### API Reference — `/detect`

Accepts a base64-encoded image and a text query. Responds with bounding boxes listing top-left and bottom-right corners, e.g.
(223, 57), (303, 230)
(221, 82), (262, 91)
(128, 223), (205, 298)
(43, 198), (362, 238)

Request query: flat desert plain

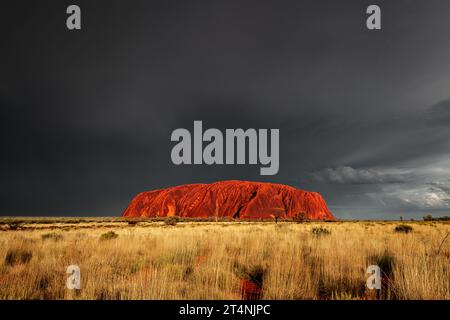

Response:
(0, 218), (448, 300)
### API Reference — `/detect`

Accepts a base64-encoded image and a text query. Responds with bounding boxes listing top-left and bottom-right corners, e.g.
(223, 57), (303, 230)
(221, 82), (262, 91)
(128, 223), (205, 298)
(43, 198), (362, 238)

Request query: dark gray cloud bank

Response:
(1, 0), (450, 219)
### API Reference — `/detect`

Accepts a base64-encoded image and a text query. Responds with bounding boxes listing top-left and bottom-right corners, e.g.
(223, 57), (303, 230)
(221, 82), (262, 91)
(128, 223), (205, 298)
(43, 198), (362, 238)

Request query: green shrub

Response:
(394, 224), (413, 233)
(100, 231), (119, 240)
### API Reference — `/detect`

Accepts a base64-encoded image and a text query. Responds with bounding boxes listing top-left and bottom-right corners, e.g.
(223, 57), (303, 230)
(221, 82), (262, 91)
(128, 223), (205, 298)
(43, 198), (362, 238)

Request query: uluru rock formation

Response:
(122, 180), (335, 220)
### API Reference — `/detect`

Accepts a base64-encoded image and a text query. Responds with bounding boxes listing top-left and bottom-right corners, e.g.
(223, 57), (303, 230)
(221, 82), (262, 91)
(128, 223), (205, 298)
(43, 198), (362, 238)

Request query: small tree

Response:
(270, 207), (284, 224)
(269, 214), (279, 224)
(293, 211), (306, 223)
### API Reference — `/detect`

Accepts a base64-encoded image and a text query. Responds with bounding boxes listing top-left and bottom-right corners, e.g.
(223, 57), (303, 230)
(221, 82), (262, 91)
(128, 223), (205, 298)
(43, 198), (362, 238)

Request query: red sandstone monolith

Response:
(122, 180), (335, 220)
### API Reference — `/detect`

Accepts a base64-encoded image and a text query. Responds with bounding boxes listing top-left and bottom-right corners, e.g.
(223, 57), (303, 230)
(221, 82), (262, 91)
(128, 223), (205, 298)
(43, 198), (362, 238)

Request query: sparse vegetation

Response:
(164, 216), (179, 226)
(293, 211), (307, 223)
(8, 223), (22, 231)
(423, 215), (450, 221)
(100, 231), (118, 240)
(311, 226), (331, 236)
(41, 233), (63, 241)
(394, 224), (413, 234)
(4, 249), (33, 266)
(0, 219), (448, 299)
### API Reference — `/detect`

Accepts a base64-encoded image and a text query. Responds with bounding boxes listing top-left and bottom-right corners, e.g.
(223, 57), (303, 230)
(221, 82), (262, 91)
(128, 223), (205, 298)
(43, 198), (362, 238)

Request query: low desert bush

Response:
(394, 224), (413, 233)
(7, 223), (21, 231)
(164, 216), (179, 226)
(311, 226), (331, 236)
(100, 231), (118, 240)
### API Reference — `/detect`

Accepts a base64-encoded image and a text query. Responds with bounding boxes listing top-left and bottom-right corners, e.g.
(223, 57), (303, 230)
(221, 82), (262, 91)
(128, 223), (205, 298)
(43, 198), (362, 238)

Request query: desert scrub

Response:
(292, 211), (307, 223)
(100, 231), (119, 240)
(164, 216), (179, 226)
(394, 224), (413, 233)
(7, 223), (22, 231)
(41, 233), (63, 241)
(311, 226), (331, 236)
(4, 248), (33, 266)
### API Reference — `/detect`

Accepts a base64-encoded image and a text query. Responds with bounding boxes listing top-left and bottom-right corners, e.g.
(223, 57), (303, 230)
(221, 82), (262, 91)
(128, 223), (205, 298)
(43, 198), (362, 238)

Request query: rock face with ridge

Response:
(122, 180), (335, 220)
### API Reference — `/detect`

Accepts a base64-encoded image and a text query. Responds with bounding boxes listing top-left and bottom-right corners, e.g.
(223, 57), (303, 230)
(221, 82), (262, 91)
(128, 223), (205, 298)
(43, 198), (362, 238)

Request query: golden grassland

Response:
(0, 218), (448, 300)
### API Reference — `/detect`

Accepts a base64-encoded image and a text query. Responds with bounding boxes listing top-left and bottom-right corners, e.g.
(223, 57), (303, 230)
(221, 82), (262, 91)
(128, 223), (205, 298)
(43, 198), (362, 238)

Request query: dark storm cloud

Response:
(1, 0), (450, 218)
(428, 181), (450, 193)
(425, 99), (450, 127)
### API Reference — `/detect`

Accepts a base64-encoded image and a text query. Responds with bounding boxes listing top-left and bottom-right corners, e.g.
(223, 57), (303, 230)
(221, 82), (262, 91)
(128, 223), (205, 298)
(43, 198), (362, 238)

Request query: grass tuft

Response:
(4, 249), (33, 266)
(41, 233), (64, 241)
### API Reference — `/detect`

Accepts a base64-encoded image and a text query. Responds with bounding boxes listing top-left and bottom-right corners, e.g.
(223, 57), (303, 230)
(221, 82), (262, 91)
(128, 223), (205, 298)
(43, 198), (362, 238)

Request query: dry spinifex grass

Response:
(0, 221), (448, 300)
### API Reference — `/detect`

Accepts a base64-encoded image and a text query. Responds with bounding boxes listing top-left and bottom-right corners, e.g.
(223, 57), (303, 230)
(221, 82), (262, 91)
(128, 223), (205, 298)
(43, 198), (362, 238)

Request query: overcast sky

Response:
(1, 0), (450, 219)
